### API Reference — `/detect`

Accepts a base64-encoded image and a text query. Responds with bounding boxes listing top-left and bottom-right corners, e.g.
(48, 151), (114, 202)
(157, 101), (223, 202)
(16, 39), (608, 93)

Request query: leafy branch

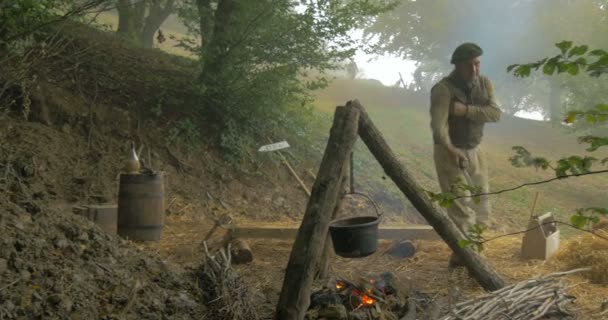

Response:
(507, 41), (608, 78)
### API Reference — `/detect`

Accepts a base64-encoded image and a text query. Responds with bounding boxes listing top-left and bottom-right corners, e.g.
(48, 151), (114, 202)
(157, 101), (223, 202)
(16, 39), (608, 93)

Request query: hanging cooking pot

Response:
(329, 192), (383, 258)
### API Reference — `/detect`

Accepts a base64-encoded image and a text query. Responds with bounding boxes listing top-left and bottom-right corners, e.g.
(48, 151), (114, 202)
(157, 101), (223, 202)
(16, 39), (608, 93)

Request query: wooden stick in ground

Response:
(275, 105), (360, 320)
(398, 72), (407, 89)
(267, 137), (311, 197)
(529, 191), (541, 219)
(351, 99), (506, 291)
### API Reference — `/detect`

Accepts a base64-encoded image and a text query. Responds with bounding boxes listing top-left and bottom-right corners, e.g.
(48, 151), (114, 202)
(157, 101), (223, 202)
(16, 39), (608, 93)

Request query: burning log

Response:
(230, 238), (253, 264)
(308, 273), (412, 320)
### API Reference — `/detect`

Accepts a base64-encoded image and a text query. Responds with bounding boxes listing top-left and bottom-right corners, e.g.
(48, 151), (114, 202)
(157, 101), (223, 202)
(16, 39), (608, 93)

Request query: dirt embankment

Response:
(0, 21), (311, 320)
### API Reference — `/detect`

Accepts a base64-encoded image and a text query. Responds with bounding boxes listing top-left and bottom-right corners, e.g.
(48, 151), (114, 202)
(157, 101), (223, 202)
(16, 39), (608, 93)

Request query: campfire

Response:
(307, 272), (409, 320)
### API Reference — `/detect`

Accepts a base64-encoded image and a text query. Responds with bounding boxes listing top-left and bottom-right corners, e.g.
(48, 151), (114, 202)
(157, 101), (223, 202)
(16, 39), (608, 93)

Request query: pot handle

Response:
(344, 192), (383, 218)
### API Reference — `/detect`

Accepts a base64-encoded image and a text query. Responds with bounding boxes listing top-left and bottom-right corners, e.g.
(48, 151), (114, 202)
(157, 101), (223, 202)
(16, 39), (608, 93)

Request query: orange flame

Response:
(361, 294), (375, 306)
(336, 282), (345, 290)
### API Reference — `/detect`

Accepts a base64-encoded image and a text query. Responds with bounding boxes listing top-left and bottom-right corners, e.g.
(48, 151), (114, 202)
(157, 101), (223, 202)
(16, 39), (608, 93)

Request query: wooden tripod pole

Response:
(275, 105), (360, 320)
(351, 100), (506, 291)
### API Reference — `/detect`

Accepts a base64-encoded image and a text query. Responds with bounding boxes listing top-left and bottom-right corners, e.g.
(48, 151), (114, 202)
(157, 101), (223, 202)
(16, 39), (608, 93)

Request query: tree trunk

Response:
(196, 0), (215, 56)
(116, 0), (147, 44)
(140, 0), (176, 48)
(351, 100), (506, 292)
(275, 105), (360, 320)
(200, 0), (235, 76)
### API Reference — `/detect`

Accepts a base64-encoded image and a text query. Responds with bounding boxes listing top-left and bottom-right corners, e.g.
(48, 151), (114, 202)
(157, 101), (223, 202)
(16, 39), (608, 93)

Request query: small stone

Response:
(54, 239), (69, 249)
(78, 232), (89, 242)
(72, 273), (83, 283)
(60, 297), (73, 312)
(4, 300), (15, 311)
(12, 221), (24, 231)
(21, 270), (31, 281)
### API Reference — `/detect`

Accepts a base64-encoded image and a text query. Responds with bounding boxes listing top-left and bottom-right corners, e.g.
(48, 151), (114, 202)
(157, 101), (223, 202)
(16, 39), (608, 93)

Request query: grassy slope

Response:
(90, 11), (607, 232)
(313, 78), (608, 233)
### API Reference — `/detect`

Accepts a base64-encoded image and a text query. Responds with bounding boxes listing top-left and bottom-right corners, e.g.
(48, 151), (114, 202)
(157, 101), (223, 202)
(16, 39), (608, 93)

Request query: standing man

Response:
(429, 43), (502, 266)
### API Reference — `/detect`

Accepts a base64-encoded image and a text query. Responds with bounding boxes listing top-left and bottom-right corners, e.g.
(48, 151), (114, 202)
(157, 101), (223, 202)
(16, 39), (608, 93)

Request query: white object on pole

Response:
(258, 141), (290, 152)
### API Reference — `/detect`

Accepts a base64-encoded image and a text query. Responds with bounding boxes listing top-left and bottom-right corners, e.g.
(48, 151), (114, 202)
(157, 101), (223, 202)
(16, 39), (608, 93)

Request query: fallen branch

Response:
(440, 268), (589, 320)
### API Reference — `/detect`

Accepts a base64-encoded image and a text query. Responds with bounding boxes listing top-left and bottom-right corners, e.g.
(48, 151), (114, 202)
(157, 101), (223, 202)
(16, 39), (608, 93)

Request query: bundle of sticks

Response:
(440, 268), (589, 320)
(198, 242), (259, 320)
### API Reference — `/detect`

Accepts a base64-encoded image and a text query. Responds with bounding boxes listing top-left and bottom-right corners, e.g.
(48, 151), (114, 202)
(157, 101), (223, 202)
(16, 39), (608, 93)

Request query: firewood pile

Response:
(198, 242), (259, 320)
(306, 272), (417, 320)
(440, 268), (589, 320)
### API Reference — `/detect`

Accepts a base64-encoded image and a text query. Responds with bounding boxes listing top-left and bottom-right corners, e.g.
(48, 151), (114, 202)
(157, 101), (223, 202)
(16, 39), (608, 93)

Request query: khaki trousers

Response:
(433, 144), (491, 234)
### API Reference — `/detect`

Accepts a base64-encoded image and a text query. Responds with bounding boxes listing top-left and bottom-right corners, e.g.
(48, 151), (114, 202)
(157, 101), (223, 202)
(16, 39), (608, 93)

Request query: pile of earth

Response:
(0, 196), (206, 319)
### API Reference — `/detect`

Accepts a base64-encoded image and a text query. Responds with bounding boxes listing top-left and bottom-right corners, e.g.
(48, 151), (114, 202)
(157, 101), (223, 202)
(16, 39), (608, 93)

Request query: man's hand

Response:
(452, 101), (468, 117)
(448, 147), (468, 168)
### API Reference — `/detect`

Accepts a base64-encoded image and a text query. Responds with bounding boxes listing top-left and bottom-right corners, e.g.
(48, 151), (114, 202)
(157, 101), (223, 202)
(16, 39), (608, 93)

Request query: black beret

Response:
(451, 43), (483, 64)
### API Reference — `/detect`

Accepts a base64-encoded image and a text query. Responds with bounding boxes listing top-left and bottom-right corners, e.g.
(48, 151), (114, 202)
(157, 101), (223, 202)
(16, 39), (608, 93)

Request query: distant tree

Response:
(363, 0), (608, 119)
(176, 0), (395, 161)
(116, 0), (177, 48)
(345, 60), (359, 79)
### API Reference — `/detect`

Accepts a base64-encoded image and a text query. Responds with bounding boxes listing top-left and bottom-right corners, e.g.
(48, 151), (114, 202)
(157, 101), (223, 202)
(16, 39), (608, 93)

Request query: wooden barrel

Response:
(117, 173), (165, 241)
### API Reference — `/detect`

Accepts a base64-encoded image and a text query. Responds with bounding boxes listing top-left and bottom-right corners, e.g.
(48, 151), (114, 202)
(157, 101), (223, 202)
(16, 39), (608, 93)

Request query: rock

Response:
(54, 238), (69, 249)
(4, 300), (15, 312)
(386, 240), (417, 259)
(60, 296), (73, 312)
(318, 304), (347, 320)
(273, 196), (285, 207)
(77, 232), (89, 242)
(20, 270), (31, 281)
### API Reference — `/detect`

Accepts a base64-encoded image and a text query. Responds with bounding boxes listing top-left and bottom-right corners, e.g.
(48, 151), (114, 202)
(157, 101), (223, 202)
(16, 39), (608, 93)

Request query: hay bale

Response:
(555, 231), (608, 284)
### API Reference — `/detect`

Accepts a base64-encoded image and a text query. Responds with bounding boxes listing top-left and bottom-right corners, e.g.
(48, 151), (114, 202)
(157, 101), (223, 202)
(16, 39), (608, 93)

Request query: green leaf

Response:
(556, 41), (573, 54)
(567, 63), (579, 75)
(507, 64), (518, 72)
(571, 214), (588, 228)
(569, 45), (588, 57)
(458, 239), (472, 249)
(595, 104), (608, 112)
(564, 112), (577, 124)
(589, 49), (607, 56)
(542, 62), (556, 75)
(514, 65), (531, 78)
